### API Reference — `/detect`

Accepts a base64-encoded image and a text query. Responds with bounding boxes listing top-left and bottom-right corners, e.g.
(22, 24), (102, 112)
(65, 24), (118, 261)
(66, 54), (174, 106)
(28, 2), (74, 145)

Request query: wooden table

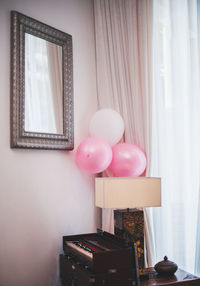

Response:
(140, 268), (200, 286)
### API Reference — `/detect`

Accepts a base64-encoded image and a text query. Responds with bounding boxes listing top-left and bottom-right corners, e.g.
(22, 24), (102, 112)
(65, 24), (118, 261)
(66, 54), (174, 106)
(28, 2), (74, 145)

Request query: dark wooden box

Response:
(60, 254), (139, 286)
(60, 231), (140, 286)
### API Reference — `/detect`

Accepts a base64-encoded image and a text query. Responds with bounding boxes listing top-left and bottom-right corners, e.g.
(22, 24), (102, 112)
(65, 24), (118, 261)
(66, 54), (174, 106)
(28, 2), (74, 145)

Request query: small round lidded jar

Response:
(154, 256), (178, 276)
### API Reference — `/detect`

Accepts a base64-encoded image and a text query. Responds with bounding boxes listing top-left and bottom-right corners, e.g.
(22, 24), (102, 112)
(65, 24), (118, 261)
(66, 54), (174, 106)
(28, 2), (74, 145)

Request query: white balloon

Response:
(89, 109), (124, 146)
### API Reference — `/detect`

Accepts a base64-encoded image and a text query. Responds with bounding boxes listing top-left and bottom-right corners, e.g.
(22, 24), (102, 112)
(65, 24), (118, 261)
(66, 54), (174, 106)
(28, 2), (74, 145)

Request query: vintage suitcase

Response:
(60, 230), (140, 286)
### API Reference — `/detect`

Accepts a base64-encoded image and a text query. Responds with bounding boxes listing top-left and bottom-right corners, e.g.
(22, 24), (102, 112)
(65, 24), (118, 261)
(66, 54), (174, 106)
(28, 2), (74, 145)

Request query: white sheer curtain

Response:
(151, 0), (200, 273)
(94, 0), (155, 266)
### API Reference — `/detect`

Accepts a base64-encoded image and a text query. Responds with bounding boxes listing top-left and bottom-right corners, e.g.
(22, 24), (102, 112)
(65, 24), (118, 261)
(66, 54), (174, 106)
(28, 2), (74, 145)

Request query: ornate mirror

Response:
(10, 11), (74, 150)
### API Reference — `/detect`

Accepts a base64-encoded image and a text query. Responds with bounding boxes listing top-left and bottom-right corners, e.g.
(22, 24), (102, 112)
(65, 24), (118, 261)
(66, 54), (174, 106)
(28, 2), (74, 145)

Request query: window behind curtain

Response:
(151, 0), (200, 273)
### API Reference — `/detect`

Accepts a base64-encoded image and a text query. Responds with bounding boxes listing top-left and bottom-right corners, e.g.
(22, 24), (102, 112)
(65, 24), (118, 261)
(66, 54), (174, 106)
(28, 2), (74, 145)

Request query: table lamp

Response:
(95, 177), (161, 274)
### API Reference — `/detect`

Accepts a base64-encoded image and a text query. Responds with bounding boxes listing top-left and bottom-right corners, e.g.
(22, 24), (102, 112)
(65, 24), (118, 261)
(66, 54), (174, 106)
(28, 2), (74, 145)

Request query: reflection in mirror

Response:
(25, 33), (63, 134)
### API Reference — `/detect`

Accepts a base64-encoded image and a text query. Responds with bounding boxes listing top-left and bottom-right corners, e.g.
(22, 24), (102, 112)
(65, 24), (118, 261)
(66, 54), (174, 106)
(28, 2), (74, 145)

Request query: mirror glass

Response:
(25, 33), (63, 134)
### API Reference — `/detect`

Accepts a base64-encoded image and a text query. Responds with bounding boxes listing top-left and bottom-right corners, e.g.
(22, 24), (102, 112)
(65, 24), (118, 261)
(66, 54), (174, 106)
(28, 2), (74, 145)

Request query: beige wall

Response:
(0, 0), (99, 285)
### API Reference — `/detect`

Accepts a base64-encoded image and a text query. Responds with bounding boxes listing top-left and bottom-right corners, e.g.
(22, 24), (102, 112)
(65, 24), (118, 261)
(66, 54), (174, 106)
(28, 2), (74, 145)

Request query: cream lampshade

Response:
(95, 177), (161, 209)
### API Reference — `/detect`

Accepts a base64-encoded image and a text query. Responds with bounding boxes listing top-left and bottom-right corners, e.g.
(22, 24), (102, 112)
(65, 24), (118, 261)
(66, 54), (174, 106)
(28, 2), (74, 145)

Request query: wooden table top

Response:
(140, 268), (200, 286)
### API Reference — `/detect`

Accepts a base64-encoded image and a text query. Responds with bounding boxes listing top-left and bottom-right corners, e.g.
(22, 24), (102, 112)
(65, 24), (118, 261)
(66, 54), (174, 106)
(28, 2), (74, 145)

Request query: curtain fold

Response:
(47, 43), (63, 134)
(194, 0), (200, 275)
(151, 0), (200, 273)
(94, 0), (154, 266)
(195, 188), (200, 275)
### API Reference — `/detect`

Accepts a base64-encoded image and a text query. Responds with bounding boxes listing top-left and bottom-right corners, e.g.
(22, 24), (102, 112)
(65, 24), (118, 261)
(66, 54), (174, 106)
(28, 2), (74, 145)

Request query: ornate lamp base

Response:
(114, 209), (144, 274)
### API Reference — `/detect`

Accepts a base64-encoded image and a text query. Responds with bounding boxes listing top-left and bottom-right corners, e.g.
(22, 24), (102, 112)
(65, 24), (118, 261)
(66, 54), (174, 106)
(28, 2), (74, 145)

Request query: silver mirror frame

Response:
(10, 11), (74, 150)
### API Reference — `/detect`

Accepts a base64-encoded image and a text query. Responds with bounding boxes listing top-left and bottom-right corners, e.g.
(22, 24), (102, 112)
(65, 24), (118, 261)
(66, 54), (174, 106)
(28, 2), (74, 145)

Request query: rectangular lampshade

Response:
(95, 177), (161, 209)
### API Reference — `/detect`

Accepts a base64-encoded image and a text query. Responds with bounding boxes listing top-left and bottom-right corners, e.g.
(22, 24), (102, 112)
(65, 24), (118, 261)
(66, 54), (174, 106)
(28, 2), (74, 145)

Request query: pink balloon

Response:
(76, 137), (112, 174)
(108, 143), (147, 177)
